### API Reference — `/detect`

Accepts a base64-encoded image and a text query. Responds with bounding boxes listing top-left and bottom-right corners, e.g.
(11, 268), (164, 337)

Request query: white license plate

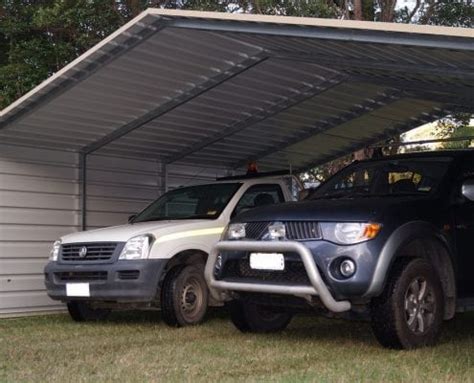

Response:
(66, 283), (90, 297)
(249, 253), (285, 271)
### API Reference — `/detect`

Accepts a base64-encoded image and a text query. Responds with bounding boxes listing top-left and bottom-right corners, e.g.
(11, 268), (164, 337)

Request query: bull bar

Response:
(205, 240), (351, 313)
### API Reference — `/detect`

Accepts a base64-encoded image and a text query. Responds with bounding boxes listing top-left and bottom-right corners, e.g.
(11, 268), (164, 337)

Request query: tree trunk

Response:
(354, 0), (363, 20)
(379, 0), (397, 22)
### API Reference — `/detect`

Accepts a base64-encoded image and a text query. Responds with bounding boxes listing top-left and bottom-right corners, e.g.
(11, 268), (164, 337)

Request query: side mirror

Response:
(462, 179), (474, 201)
(128, 214), (136, 223)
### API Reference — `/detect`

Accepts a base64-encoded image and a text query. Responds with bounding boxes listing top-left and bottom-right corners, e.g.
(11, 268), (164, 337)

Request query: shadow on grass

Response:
(103, 306), (228, 324)
(88, 307), (474, 348)
(274, 311), (474, 348)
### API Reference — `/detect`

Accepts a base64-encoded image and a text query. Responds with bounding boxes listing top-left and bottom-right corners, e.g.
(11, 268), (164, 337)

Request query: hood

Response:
(234, 195), (431, 223)
(61, 219), (213, 243)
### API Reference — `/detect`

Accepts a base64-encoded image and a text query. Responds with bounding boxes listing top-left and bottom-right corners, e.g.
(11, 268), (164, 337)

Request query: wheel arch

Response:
(162, 249), (208, 273)
(366, 221), (456, 319)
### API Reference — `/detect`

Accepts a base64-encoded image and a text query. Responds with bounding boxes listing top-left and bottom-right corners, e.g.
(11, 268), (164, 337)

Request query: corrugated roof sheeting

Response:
(0, 9), (472, 171)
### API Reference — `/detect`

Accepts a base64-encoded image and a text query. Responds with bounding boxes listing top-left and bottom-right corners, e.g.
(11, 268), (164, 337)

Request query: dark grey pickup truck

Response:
(205, 150), (474, 349)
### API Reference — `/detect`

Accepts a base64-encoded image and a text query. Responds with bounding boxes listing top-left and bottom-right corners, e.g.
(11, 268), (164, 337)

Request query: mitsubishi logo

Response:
(78, 246), (88, 258)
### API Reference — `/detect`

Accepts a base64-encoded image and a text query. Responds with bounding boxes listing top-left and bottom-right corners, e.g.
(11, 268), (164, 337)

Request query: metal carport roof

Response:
(0, 9), (472, 172)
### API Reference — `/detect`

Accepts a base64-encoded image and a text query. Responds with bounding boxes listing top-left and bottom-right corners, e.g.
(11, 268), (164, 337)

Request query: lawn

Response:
(0, 310), (473, 382)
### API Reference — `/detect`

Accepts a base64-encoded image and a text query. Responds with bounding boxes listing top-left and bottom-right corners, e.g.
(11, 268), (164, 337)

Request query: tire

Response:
(67, 301), (110, 322)
(161, 264), (209, 327)
(370, 258), (444, 349)
(228, 299), (292, 333)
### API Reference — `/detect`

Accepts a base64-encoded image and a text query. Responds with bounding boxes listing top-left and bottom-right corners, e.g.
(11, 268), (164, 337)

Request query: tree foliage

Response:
(435, 113), (474, 149)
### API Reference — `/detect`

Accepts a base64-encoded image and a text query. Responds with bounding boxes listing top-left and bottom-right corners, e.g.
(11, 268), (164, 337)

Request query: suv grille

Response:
(285, 221), (321, 240)
(245, 222), (270, 239)
(221, 256), (311, 286)
(244, 221), (321, 240)
(60, 243), (118, 262)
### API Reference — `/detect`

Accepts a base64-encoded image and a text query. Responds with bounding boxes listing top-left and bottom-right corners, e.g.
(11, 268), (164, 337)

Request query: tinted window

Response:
(312, 158), (451, 199)
(133, 183), (241, 222)
(233, 184), (285, 217)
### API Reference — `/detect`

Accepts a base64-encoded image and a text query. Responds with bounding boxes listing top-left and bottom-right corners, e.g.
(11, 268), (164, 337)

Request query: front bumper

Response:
(205, 241), (351, 313)
(44, 259), (167, 303)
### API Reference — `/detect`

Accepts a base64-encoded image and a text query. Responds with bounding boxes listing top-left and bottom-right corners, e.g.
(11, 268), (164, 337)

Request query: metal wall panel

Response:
(0, 143), (223, 317)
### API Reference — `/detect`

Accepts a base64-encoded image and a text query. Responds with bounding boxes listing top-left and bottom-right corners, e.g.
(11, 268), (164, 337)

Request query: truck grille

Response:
(221, 256), (311, 286)
(245, 222), (270, 239)
(55, 271), (107, 282)
(60, 243), (118, 262)
(244, 221), (321, 240)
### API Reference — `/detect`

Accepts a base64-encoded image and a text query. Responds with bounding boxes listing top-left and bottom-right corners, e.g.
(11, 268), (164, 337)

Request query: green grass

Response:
(0, 310), (473, 382)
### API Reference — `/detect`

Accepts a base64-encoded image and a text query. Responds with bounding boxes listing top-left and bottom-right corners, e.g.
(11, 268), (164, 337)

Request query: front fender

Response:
(364, 221), (450, 297)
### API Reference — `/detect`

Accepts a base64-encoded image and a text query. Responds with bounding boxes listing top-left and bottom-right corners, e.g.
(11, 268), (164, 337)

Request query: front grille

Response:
(221, 256), (311, 286)
(60, 243), (118, 262)
(285, 221), (321, 240)
(55, 271), (107, 282)
(245, 222), (270, 239)
(244, 221), (321, 240)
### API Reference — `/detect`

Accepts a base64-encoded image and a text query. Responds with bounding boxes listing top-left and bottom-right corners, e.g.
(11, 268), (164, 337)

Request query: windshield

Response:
(132, 183), (242, 223)
(311, 158), (451, 200)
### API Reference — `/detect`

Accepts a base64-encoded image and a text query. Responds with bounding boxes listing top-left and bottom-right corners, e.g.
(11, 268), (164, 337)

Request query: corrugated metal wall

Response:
(0, 143), (223, 317)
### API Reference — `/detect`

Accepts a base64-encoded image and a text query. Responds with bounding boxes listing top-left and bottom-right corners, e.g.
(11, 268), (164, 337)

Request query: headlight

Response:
(320, 222), (381, 245)
(119, 235), (153, 260)
(49, 240), (61, 261)
(266, 222), (286, 240)
(225, 223), (246, 240)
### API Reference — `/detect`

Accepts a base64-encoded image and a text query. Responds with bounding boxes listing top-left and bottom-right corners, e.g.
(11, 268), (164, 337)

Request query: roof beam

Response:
(271, 53), (474, 80)
(231, 89), (403, 169)
(81, 52), (269, 154)
(167, 18), (473, 51)
(295, 107), (450, 172)
(0, 17), (168, 131)
(162, 75), (347, 165)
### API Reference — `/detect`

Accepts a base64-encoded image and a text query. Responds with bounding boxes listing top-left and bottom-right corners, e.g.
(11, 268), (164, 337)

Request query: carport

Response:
(0, 9), (472, 316)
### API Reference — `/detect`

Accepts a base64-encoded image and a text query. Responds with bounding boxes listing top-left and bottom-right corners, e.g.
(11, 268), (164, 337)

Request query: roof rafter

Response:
(81, 52), (269, 154)
(163, 74), (347, 165)
(231, 89), (404, 169)
(295, 106), (451, 172)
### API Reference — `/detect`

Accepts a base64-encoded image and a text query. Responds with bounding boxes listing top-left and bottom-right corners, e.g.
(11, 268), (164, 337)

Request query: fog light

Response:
(340, 259), (356, 278)
(215, 254), (223, 272)
(214, 254), (223, 277)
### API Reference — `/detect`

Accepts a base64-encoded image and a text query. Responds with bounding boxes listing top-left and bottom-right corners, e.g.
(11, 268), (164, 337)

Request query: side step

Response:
(456, 297), (474, 312)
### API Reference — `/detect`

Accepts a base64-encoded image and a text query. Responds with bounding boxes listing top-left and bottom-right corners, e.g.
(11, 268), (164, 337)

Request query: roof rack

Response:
(216, 169), (290, 181)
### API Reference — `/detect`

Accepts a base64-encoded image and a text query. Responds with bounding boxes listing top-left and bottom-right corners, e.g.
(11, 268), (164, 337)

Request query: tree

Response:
(435, 113), (474, 149)
(0, 0), (133, 108)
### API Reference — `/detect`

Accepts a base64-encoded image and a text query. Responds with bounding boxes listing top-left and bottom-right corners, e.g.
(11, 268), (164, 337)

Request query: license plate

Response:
(249, 253), (285, 271)
(66, 283), (90, 297)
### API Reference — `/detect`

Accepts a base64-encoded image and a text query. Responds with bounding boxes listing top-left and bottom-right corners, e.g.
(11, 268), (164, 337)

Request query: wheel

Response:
(228, 299), (292, 333)
(370, 258), (444, 349)
(161, 264), (209, 327)
(67, 301), (110, 322)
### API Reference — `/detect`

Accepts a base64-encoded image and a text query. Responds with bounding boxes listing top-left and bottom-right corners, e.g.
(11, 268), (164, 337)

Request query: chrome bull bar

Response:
(205, 240), (351, 313)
